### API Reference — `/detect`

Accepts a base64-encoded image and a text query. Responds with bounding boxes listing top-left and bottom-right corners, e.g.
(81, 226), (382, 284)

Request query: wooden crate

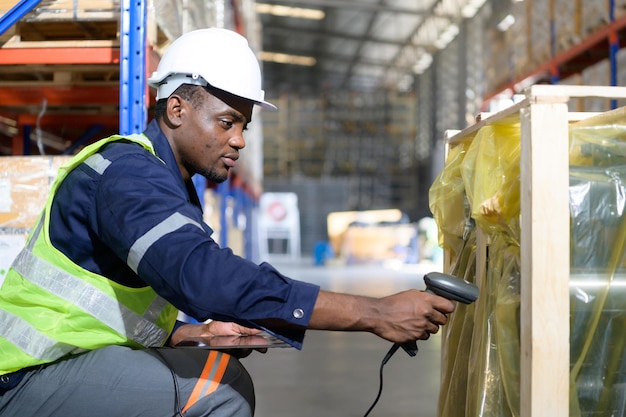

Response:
(441, 85), (626, 417)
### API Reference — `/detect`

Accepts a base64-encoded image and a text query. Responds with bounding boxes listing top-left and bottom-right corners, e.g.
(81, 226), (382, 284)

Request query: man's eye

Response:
(221, 120), (234, 128)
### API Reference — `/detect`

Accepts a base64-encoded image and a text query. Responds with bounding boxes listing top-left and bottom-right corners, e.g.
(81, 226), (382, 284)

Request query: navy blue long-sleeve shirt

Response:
(49, 119), (320, 347)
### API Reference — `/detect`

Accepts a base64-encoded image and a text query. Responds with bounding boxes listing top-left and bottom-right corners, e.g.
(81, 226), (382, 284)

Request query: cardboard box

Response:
(0, 156), (70, 286)
(0, 156), (69, 229)
(340, 223), (417, 263)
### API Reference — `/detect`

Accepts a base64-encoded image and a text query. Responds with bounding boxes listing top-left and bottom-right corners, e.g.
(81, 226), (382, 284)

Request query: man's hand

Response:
(170, 321), (266, 357)
(309, 289), (456, 344)
(170, 320), (267, 358)
(372, 289), (455, 343)
(170, 320), (262, 345)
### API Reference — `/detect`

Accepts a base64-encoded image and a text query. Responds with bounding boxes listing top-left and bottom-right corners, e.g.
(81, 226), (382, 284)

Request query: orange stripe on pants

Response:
(182, 351), (231, 414)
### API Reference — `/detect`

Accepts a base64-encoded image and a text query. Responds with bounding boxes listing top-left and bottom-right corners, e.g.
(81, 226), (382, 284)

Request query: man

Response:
(0, 28), (454, 416)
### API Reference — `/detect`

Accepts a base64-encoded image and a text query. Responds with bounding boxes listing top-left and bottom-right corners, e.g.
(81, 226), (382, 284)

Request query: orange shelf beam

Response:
(0, 85), (120, 106)
(16, 113), (120, 126)
(0, 47), (120, 65)
(0, 111), (119, 127)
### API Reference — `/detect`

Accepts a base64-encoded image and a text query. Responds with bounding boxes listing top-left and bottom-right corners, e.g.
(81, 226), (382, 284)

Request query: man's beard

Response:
(199, 167), (228, 183)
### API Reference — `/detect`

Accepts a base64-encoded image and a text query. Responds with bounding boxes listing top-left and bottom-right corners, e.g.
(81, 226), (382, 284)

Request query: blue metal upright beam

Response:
(0, 0), (42, 36)
(609, 0), (619, 109)
(217, 179), (231, 248)
(119, 0), (147, 134)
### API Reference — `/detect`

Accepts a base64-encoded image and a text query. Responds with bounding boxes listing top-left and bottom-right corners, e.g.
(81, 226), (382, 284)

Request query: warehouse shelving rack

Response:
(483, 6), (626, 108)
(0, 0), (158, 156)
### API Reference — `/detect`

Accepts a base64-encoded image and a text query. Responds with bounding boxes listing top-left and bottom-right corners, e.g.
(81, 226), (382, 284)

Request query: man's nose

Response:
(230, 129), (246, 149)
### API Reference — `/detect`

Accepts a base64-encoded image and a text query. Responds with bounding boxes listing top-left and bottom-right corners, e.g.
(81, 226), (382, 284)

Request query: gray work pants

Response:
(0, 345), (255, 417)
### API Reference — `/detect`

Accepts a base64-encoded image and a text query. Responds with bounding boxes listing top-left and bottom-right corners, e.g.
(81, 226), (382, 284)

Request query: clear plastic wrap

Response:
(568, 116), (626, 417)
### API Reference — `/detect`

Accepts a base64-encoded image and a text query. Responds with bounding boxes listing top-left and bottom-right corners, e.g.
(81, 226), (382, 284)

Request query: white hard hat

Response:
(148, 28), (276, 110)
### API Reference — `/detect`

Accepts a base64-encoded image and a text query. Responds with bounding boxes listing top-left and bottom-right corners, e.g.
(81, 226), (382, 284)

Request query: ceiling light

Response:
(434, 23), (459, 49)
(255, 4), (325, 20)
(462, 0), (487, 18)
(497, 14), (515, 31)
(396, 74), (414, 92)
(413, 53), (433, 74)
(461, 5), (477, 18)
(258, 51), (316, 66)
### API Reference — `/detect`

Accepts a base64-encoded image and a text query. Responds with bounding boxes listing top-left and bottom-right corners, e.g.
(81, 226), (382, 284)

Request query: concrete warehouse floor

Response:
(243, 258), (444, 417)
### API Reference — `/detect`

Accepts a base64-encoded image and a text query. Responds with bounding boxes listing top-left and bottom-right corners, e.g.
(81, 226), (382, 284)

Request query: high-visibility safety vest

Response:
(0, 134), (179, 375)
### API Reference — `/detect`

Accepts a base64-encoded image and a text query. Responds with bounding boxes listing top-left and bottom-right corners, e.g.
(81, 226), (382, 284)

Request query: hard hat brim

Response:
(148, 73), (277, 111)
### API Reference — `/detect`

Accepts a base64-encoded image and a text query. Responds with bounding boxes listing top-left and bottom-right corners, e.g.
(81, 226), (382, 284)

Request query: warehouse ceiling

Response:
(0, 0), (491, 154)
(256, 0), (488, 96)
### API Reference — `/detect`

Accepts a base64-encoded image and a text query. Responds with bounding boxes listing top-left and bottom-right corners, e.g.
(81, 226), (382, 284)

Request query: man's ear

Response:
(163, 95), (184, 129)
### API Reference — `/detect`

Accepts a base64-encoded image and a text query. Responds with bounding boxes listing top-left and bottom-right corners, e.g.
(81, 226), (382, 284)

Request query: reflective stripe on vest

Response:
(0, 309), (76, 361)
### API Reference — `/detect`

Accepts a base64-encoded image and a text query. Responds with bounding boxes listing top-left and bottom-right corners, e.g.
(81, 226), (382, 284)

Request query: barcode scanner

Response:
(398, 272), (479, 356)
(363, 272), (479, 417)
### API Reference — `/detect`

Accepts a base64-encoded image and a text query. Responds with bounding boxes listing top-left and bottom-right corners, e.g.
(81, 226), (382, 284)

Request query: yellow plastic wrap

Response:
(465, 234), (520, 417)
(436, 229), (476, 417)
(430, 139), (481, 417)
(435, 121), (522, 417)
(460, 122), (521, 238)
(429, 142), (470, 257)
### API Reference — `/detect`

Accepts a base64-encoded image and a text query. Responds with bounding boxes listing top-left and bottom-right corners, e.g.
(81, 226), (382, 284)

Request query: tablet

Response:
(174, 331), (292, 349)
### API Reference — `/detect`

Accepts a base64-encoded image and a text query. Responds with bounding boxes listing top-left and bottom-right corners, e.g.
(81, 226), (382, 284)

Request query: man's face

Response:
(172, 88), (254, 182)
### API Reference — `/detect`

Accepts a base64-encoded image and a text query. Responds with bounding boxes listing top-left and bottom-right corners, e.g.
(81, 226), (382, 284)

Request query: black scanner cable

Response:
(363, 272), (479, 416)
(363, 342), (407, 417)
